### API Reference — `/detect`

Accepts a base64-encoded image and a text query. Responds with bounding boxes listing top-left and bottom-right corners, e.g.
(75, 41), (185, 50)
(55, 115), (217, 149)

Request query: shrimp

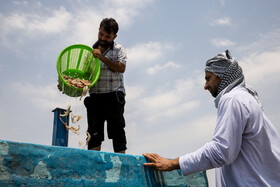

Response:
(71, 113), (82, 123)
(60, 105), (71, 117)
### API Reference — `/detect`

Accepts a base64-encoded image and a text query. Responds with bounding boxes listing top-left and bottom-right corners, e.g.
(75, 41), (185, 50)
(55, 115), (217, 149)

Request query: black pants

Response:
(84, 91), (127, 152)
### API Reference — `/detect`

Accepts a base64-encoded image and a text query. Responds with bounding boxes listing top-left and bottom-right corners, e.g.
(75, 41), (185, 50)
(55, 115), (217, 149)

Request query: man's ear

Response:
(113, 34), (117, 40)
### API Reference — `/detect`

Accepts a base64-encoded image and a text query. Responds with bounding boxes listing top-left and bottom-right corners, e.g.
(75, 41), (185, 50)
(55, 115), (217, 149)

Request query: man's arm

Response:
(143, 153), (180, 171)
(93, 49), (126, 73)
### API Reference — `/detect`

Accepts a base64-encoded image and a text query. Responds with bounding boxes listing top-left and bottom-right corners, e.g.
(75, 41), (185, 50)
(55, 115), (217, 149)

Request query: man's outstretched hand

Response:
(142, 153), (180, 171)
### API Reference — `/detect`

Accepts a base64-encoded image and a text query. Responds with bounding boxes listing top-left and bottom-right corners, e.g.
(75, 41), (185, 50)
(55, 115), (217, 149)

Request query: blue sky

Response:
(1, 0), (280, 186)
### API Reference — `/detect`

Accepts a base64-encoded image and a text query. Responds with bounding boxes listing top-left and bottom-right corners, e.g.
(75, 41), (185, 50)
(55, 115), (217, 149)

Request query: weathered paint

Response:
(0, 140), (208, 186)
(0, 141), (11, 181)
(105, 155), (122, 183)
(30, 161), (52, 180)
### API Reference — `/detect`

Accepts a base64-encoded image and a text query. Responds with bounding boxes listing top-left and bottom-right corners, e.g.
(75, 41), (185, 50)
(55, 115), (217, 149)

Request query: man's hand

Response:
(142, 153), (180, 171)
(92, 48), (126, 73)
(92, 49), (102, 59)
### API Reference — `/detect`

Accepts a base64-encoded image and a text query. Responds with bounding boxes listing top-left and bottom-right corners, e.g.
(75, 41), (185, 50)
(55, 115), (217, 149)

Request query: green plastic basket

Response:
(57, 44), (100, 97)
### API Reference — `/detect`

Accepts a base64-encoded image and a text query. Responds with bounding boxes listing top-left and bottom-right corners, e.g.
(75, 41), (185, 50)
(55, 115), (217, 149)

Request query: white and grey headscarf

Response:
(205, 50), (263, 109)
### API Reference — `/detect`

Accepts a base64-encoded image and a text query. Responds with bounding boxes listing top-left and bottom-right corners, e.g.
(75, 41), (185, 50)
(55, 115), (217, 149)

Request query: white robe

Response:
(179, 86), (280, 187)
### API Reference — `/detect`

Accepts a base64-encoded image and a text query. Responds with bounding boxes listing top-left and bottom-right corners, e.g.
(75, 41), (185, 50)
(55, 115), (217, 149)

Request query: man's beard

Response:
(212, 91), (218, 98)
(210, 87), (219, 98)
(99, 39), (111, 47)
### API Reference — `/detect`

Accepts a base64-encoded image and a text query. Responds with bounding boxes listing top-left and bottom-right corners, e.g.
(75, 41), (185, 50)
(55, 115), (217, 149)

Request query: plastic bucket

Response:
(57, 44), (100, 97)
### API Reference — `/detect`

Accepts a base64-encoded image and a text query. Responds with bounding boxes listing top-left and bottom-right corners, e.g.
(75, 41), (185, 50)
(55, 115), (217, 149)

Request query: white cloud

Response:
(0, 7), (72, 34)
(113, 0), (155, 7)
(239, 48), (280, 85)
(211, 17), (231, 26)
(12, 82), (68, 111)
(69, 11), (102, 45)
(146, 100), (200, 122)
(220, 0), (225, 6)
(165, 101), (200, 117)
(211, 38), (236, 47)
(56, 0), (155, 44)
(234, 29), (280, 86)
(174, 77), (198, 95)
(0, 0), (157, 49)
(131, 114), (216, 156)
(125, 85), (145, 101)
(98, 0), (155, 27)
(129, 76), (201, 123)
(143, 91), (181, 109)
(15, 82), (57, 97)
(147, 61), (181, 75)
(13, 1), (29, 5)
(149, 77), (198, 108)
(127, 42), (173, 66)
(236, 29), (280, 53)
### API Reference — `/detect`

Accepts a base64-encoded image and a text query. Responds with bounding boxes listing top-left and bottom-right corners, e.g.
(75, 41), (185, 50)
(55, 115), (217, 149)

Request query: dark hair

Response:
(99, 18), (119, 35)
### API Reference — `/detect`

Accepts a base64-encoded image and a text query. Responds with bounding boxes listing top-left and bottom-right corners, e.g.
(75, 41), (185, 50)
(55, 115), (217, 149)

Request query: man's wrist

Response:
(170, 157), (180, 170)
(97, 54), (104, 61)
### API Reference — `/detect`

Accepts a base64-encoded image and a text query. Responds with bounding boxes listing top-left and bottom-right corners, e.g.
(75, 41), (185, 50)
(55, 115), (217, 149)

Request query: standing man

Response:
(84, 18), (127, 154)
(143, 50), (280, 186)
